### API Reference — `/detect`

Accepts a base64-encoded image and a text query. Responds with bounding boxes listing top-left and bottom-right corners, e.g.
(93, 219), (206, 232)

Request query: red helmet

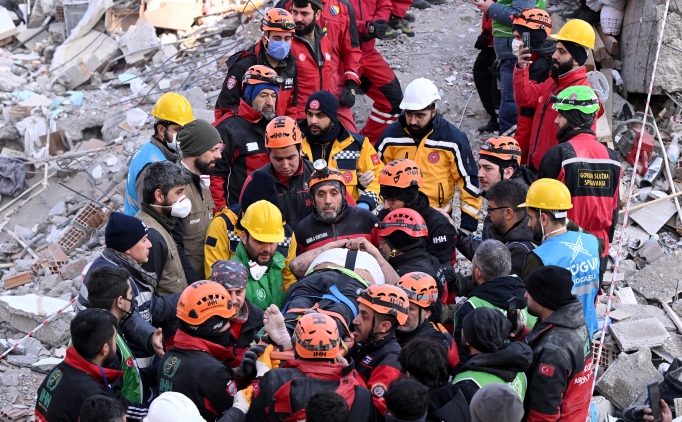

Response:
(292, 313), (341, 359)
(376, 208), (428, 238)
(397, 272), (438, 308)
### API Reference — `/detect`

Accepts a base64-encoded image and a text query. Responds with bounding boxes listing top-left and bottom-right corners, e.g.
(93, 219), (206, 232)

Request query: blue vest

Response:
(532, 231), (600, 336)
(124, 142), (169, 215)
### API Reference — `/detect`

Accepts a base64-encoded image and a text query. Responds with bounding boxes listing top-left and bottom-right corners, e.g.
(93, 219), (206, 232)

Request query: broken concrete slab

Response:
(0, 295), (74, 347)
(53, 30), (121, 88)
(616, 287), (638, 305)
(633, 240), (666, 268)
(629, 250), (682, 302)
(143, 2), (202, 31)
(609, 317), (669, 352)
(596, 347), (664, 411)
(16, 27), (47, 51)
(653, 332), (682, 363)
(32, 357), (63, 371)
(0, 71), (26, 92)
(630, 199), (678, 235)
(0, 8), (18, 41)
(591, 395), (616, 422)
(612, 304), (677, 332)
(118, 23), (159, 64)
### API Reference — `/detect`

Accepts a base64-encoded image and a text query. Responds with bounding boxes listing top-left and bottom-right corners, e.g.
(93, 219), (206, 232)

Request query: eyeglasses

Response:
(382, 197), (397, 205)
(487, 206), (511, 212)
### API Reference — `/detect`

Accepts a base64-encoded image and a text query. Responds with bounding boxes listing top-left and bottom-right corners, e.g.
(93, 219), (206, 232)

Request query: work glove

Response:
(366, 20), (398, 40)
(237, 344), (265, 378)
(256, 344), (276, 377)
(232, 386), (254, 415)
(358, 170), (375, 188)
(474, 35), (489, 50)
(340, 81), (357, 108)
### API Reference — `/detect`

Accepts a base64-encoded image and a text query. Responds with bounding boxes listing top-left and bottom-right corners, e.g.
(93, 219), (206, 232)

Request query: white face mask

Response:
(165, 128), (178, 151)
(511, 39), (524, 55)
(153, 195), (192, 218)
(200, 175), (211, 190)
(248, 260), (268, 280)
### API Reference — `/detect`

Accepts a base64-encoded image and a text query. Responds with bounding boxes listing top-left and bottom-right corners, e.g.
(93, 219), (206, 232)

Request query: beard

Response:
(488, 213), (506, 236)
(531, 218), (544, 243)
(397, 318), (419, 333)
(102, 342), (117, 367)
(555, 120), (572, 141)
(252, 101), (277, 121)
(295, 20), (315, 36)
(317, 206), (340, 223)
(551, 58), (574, 79)
(309, 122), (332, 137)
(195, 157), (215, 175)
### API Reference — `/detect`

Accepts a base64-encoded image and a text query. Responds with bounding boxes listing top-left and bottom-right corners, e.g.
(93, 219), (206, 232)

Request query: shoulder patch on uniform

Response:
(538, 363), (555, 377)
(226, 379), (239, 396)
(428, 151), (440, 164)
(330, 5), (339, 15)
(227, 76), (237, 90)
(372, 383), (387, 398)
(371, 153), (380, 166)
(206, 236), (218, 247)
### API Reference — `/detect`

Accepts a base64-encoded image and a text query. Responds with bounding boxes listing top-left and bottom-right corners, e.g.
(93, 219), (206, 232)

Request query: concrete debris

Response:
(609, 317), (669, 352)
(628, 250), (682, 302)
(611, 304), (677, 332)
(596, 347), (664, 411)
(0, 295), (74, 347)
(118, 23), (160, 64)
(653, 333), (682, 363)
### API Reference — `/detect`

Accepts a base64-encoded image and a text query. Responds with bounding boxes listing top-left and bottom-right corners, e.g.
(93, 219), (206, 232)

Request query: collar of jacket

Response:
(397, 319), (438, 345)
(387, 243), (429, 268)
(140, 202), (175, 232)
(234, 241), (285, 272)
(399, 113), (438, 143)
(552, 65), (587, 86)
(558, 127), (595, 144)
(498, 216), (529, 240)
(173, 329), (234, 361)
(359, 332), (398, 352)
(283, 359), (356, 379)
(461, 341), (533, 382)
(525, 297), (585, 344)
(236, 99), (265, 124)
(149, 135), (179, 163)
(64, 346), (123, 385)
(408, 191), (431, 215)
(255, 39), (292, 68)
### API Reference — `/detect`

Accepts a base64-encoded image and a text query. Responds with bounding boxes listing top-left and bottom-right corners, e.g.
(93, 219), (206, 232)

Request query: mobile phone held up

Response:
(523, 32), (531, 54)
(506, 297), (517, 332)
(648, 382), (662, 422)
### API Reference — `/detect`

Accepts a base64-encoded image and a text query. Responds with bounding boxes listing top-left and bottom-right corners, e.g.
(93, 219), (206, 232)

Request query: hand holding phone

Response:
(522, 32), (531, 52)
(506, 297), (518, 332)
(648, 382), (662, 422)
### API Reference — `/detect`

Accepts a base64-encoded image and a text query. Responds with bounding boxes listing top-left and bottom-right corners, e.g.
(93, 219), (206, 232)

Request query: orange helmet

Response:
(242, 65), (282, 89)
(262, 8), (295, 32)
(377, 208), (428, 238)
(292, 312), (341, 359)
(357, 285), (409, 325)
(397, 272), (439, 308)
(308, 160), (347, 190)
(265, 116), (302, 149)
(177, 280), (235, 325)
(479, 137), (522, 165)
(512, 8), (552, 35)
(379, 159), (423, 189)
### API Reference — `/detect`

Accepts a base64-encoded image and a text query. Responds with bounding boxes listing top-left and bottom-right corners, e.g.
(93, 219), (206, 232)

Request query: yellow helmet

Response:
(151, 92), (194, 126)
(518, 178), (573, 212)
(550, 19), (595, 49)
(240, 200), (285, 243)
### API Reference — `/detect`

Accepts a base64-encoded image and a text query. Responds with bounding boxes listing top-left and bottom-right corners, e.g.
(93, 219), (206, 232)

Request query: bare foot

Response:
(263, 305), (293, 350)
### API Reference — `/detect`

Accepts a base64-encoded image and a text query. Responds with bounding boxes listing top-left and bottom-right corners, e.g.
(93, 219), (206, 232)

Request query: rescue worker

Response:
(211, 65), (280, 209)
(289, 0), (333, 119)
(378, 159), (458, 277)
(519, 178), (601, 336)
(476, 137), (535, 194)
(514, 18), (598, 172)
(79, 396), (126, 422)
(35, 309), (123, 422)
(157, 281), (253, 421)
(292, 160), (379, 254)
(510, 9), (556, 157)
(473, 4), (501, 134)
(214, 9), (297, 118)
(388, 0), (415, 38)
(247, 313), (373, 422)
(398, 339), (470, 422)
(376, 78), (482, 233)
(521, 266), (593, 422)
(230, 200), (292, 310)
(347, 285), (409, 418)
(136, 161), (192, 295)
(472, 0), (547, 134)
(177, 120), (221, 279)
(454, 240), (535, 362)
(125, 92), (194, 216)
(209, 260), (264, 366)
(300, 90), (383, 210)
(204, 171), (296, 287)
(538, 86), (621, 256)
(395, 272), (460, 372)
(454, 308), (533, 403)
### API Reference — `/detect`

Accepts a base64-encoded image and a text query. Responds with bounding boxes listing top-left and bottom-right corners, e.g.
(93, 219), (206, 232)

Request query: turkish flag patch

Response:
(538, 363), (555, 377)
(371, 154), (380, 166)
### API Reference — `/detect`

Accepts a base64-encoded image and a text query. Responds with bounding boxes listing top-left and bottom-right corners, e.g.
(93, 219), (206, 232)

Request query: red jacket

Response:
(347, 0), (391, 55)
(513, 65), (601, 170)
(290, 27), (333, 119)
(480, 7), (493, 47)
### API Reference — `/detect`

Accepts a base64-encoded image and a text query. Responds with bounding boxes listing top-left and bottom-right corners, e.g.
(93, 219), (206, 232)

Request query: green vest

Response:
(232, 241), (286, 311)
(454, 370), (527, 400)
(458, 296), (537, 329)
(491, 0), (547, 38)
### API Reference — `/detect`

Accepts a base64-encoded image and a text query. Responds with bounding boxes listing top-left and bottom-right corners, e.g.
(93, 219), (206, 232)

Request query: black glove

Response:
(340, 81), (358, 108)
(474, 35), (489, 50)
(366, 20), (398, 40)
(237, 344), (265, 378)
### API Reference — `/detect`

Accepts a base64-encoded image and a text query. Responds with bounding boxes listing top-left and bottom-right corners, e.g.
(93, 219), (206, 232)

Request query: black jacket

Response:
(454, 342), (533, 403)
(293, 205), (379, 254)
(252, 159), (316, 229)
(523, 298), (593, 421)
(426, 383), (471, 422)
(226, 301), (264, 367)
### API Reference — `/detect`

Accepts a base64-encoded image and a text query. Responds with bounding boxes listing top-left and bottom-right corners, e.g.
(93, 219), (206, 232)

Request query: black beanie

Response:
(558, 107), (596, 129)
(105, 212), (148, 252)
(306, 90), (339, 125)
(525, 265), (574, 311)
(178, 119), (221, 157)
(380, 185), (420, 204)
(461, 307), (511, 354)
(241, 171), (281, 212)
(560, 40), (588, 66)
(385, 230), (420, 251)
(511, 24), (547, 49)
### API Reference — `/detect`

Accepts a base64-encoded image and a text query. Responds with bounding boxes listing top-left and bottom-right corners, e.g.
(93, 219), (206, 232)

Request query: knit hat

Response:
(558, 107), (596, 128)
(178, 119), (222, 157)
(210, 261), (248, 289)
(525, 265), (574, 311)
(470, 383), (524, 422)
(244, 84), (279, 103)
(105, 212), (148, 252)
(379, 185), (420, 204)
(240, 171), (281, 212)
(560, 40), (588, 66)
(384, 230), (420, 252)
(461, 307), (511, 354)
(306, 90), (339, 125)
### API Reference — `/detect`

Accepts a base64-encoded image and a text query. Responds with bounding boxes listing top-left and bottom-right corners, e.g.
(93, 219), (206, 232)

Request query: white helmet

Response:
(143, 392), (204, 422)
(400, 78), (441, 111)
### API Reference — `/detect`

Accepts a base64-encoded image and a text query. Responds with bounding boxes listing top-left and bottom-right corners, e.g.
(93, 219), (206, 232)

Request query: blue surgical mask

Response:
(267, 40), (291, 61)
